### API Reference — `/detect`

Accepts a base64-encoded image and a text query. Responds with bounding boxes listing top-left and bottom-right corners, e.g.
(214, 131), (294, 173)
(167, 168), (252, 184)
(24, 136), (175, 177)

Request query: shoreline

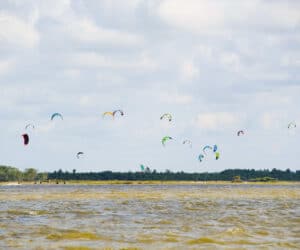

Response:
(1, 180), (300, 186)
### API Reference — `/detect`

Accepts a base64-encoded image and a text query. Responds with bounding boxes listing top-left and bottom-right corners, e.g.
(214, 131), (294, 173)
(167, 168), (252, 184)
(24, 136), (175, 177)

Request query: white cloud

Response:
(34, 0), (70, 20)
(242, 70), (291, 81)
(36, 122), (55, 133)
(158, 0), (226, 34)
(254, 92), (291, 107)
(181, 60), (199, 80)
(0, 12), (39, 48)
(219, 52), (241, 72)
(64, 68), (81, 79)
(281, 53), (300, 67)
(261, 113), (274, 130)
(97, 0), (141, 16)
(0, 59), (15, 75)
(65, 18), (142, 46)
(67, 52), (157, 71)
(196, 44), (214, 61)
(68, 52), (107, 68)
(195, 112), (241, 130)
(261, 112), (287, 130)
(0, 0), (299, 171)
(158, 0), (300, 34)
(159, 92), (193, 104)
(79, 95), (97, 107)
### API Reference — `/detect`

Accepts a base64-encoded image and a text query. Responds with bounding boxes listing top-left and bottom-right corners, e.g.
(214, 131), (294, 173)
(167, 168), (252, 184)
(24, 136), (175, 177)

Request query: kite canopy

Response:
(198, 154), (204, 162)
(183, 140), (192, 148)
(237, 130), (245, 136)
(76, 152), (84, 159)
(203, 145), (213, 155)
(215, 152), (220, 160)
(102, 112), (114, 118)
(113, 110), (124, 117)
(288, 122), (296, 129)
(160, 113), (172, 122)
(25, 124), (35, 130)
(162, 136), (173, 146)
(140, 164), (151, 172)
(51, 113), (63, 121)
(22, 134), (29, 145)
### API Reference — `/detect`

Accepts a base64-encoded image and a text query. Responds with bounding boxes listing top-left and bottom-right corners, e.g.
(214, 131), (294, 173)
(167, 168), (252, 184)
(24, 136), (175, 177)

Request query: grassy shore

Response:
(1, 180), (299, 186)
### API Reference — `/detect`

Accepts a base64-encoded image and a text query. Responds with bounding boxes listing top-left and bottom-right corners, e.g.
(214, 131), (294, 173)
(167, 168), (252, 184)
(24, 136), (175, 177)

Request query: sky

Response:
(0, 0), (299, 173)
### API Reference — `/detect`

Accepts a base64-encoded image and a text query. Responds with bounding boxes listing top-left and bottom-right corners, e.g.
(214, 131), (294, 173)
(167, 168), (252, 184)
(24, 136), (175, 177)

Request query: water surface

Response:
(0, 184), (299, 249)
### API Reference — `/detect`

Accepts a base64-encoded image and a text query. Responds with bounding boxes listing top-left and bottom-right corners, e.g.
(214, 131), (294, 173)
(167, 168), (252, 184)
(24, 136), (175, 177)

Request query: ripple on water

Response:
(46, 230), (104, 241)
(0, 184), (299, 249)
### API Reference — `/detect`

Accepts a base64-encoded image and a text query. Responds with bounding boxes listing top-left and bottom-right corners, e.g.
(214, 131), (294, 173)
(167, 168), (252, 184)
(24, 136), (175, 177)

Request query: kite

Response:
(113, 110), (124, 117)
(203, 145), (213, 155)
(102, 112), (114, 118)
(51, 113), (63, 121)
(160, 113), (172, 122)
(162, 136), (173, 146)
(22, 134), (29, 146)
(198, 154), (204, 162)
(183, 140), (192, 148)
(25, 124), (35, 130)
(76, 152), (84, 159)
(288, 122), (296, 129)
(237, 130), (245, 136)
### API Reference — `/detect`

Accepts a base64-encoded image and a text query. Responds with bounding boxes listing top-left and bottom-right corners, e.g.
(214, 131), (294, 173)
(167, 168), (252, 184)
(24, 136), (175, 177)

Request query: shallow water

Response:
(0, 184), (299, 249)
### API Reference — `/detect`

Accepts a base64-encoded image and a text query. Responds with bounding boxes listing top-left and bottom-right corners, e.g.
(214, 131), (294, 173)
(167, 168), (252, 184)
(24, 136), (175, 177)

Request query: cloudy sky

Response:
(0, 0), (299, 173)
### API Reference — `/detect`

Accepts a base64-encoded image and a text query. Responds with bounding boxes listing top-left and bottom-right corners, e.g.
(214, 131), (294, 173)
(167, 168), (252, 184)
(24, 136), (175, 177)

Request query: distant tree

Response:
(57, 169), (63, 179)
(0, 164), (299, 182)
(232, 175), (242, 183)
(0, 166), (9, 181)
(7, 167), (22, 182)
(0, 166), (22, 182)
(37, 172), (48, 182)
(23, 168), (37, 181)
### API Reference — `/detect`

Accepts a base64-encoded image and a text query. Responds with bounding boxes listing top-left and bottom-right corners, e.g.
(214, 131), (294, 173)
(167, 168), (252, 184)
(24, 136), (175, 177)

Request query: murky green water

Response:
(0, 184), (299, 249)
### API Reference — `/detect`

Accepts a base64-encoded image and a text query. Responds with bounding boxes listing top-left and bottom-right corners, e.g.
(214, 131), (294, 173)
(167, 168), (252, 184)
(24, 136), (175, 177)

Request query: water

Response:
(0, 184), (299, 249)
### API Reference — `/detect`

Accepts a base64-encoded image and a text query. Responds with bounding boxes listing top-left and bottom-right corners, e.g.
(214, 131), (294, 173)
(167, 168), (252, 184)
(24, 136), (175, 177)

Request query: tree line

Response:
(1, 165), (299, 182)
(0, 166), (47, 182)
(48, 168), (300, 181)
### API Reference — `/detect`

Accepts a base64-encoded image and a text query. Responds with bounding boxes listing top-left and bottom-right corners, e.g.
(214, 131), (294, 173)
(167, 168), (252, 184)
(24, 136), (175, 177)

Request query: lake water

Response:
(0, 184), (299, 249)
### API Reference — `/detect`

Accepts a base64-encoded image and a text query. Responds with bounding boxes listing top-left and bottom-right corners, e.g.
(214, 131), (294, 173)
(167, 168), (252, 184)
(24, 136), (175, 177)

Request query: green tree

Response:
(23, 168), (37, 181)
(36, 172), (48, 182)
(232, 175), (242, 182)
(7, 167), (22, 182)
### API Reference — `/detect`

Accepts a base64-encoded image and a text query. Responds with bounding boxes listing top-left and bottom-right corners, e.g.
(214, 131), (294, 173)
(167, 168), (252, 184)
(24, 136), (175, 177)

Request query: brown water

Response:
(0, 184), (299, 249)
